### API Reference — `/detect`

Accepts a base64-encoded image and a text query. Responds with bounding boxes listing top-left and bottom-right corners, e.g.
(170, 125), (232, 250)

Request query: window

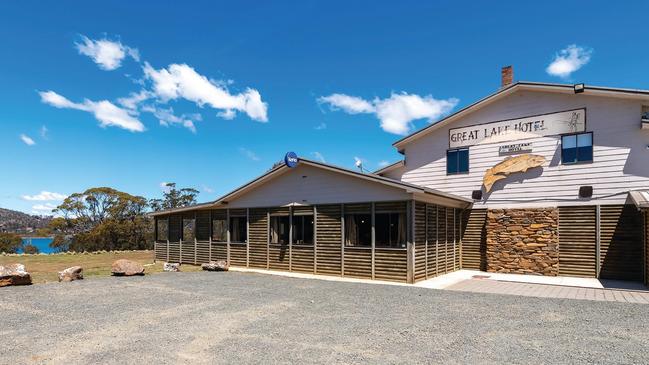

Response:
(212, 217), (227, 242)
(642, 106), (649, 120)
(344, 214), (372, 247)
(156, 218), (168, 241)
(375, 212), (406, 248)
(182, 217), (195, 241)
(447, 148), (469, 174)
(562, 132), (593, 164)
(230, 216), (247, 243)
(292, 215), (314, 245)
(269, 215), (290, 244)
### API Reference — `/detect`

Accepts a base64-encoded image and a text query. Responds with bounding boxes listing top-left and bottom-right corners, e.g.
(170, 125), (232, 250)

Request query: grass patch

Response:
(0, 250), (203, 284)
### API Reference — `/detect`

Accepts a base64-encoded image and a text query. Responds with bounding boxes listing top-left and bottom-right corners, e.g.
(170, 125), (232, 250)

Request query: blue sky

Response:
(2, 1), (648, 215)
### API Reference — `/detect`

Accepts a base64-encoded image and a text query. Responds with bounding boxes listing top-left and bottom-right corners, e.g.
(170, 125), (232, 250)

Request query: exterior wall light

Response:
(574, 83), (585, 94)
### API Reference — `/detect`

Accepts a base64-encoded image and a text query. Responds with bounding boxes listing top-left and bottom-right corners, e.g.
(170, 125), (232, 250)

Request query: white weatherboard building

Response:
(153, 67), (649, 285)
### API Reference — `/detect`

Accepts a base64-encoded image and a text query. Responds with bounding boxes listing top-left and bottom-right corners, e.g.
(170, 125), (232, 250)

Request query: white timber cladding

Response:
(224, 164), (412, 208)
(396, 90), (649, 208)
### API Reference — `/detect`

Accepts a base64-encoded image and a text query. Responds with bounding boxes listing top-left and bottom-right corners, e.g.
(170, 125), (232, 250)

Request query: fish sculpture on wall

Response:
(483, 154), (546, 193)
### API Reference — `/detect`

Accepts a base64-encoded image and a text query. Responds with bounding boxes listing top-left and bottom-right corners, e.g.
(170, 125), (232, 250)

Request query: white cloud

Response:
(318, 94), (375, 114)
(142, 106), (201, 133)
(546, 44), (592, 78)
(117, 90), (152, 110)
(314, 122), (327, 130)
(239, 147), (260, 161)
(143, 62), (268, 122)
(318, 92), (458, 135)
(39, 90), (145, 132)
(75, 35), (139, 71)
(312, 152), (326, 163)
(202, 185), (214, 194)
(32, 203), (57, 214)
(40, 126), (48, 139)
(22, 191), (67, 201)
(20, 134), (35, 146)
(377, 160), (390, 168)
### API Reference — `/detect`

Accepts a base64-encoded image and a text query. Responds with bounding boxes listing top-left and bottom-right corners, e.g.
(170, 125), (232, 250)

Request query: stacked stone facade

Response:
(486, 208), (559, 276)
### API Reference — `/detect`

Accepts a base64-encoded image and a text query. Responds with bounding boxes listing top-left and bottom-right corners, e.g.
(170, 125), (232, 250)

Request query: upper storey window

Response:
(447, 148), (469, 175)
(561, 132), (593, 164)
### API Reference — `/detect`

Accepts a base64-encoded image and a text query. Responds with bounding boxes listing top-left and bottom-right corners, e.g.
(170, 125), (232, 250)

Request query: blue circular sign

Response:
(284, 152), (299, 168)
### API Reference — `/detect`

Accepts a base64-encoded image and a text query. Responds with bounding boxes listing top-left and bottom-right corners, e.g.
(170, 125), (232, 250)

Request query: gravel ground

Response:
(2, 271), (649, 364)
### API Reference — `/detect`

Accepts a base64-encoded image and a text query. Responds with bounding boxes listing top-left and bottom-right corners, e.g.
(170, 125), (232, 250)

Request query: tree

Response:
(51, 187), (152, 252)
(23, 244), (39, 254)
(0, 232), (22, 253)
(149, 183), (199, 212)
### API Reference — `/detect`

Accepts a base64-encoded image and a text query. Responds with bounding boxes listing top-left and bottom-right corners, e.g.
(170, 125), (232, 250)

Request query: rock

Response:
(111, 259), (145, 276)
(163, 263), (180, 272)
(0, 263), (32, 287)
(58, 266), (83, 282)
(201, 260), (229, 272)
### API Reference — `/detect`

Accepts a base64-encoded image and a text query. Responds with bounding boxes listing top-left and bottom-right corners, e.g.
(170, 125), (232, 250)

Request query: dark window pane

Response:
(344, 213), (371, 247)
(375, 213), (390, 245)
(562, 148), (577, 164)
(212, 219), (227, 241)
(157, 219), (168, 241)
(270, 216), (290, 244)
(458, 149), (469, 173)
(182, 218), (195, 241)
(292, 215), (314, 245)
(447, 150), (457, 174)
(577, 146), (593, 162)
(230, 217), (247, 243)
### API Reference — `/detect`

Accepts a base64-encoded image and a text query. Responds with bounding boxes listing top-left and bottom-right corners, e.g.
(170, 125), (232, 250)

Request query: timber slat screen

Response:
(645, 211), (648, 286)
(315, 204), (342, 275)
(460, 209), (487, 271)
(558, 206), (597, 277)
(599, 205), (643, 281)
(153, 200), (463, 283)
(248, 208), (267, 268)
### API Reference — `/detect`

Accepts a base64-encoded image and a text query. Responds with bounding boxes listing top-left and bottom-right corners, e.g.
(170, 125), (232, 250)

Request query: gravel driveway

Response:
(2, 271), (648, 364)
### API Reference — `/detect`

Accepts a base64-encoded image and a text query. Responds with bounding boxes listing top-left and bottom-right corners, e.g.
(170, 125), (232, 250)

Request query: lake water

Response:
(20, 237), (55, 254)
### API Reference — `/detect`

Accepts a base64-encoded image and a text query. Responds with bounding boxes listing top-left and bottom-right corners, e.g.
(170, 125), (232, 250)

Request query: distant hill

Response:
(0, 208), (52, 234)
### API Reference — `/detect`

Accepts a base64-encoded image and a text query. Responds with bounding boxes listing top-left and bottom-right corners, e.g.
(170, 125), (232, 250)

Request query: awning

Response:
(629, 191), (649, 209)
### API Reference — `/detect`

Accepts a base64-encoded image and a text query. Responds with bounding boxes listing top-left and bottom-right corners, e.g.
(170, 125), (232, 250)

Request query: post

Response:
(341, 204), (345, 277)
(436, 205), (439, 276)
(266, 210), (270, 269)
(246, 208), (250, 268)
(453, 208), (456, 271)
(289, 206), (293, 272)
(167, 239), (170, 262)
(313, 205), (318, 274)
(596, 205), (601, 278)
(226, 209), (231, 265)
(154, 241), (157, 263)
(179, 238), (183, 265)
(425, 204), (429, 279)
(371, 202), (376, 280)
(407, 200), (415, 284)
(209, 210), (213, 262)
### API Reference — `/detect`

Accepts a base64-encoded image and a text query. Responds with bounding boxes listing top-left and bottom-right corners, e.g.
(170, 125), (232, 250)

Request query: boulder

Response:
(163, 262), (180, 272)
(111, 259), (145, 276)
(0, 263), (32, 287)
(201, 260), (229, 272)
(58, 266), (84, 282)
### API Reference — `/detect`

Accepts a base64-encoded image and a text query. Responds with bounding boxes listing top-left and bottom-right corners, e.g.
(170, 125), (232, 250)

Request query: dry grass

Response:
(0, 250), (203, 284)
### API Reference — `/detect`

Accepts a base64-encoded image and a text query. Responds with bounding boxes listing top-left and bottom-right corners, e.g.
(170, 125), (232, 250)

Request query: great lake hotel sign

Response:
(449, 108), (586, 148)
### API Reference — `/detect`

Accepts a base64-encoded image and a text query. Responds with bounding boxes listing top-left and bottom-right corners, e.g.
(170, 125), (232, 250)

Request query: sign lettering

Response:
(449, 109), (586, 148)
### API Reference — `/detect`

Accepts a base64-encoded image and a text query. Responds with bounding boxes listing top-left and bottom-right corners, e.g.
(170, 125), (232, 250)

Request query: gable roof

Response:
(392, 81), (649, 150)
(373, 160), (404, 175)
(150, 157), (472, 216)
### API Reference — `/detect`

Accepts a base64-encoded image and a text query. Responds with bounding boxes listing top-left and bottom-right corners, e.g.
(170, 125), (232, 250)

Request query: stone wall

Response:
(486, 208), (559, 276)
